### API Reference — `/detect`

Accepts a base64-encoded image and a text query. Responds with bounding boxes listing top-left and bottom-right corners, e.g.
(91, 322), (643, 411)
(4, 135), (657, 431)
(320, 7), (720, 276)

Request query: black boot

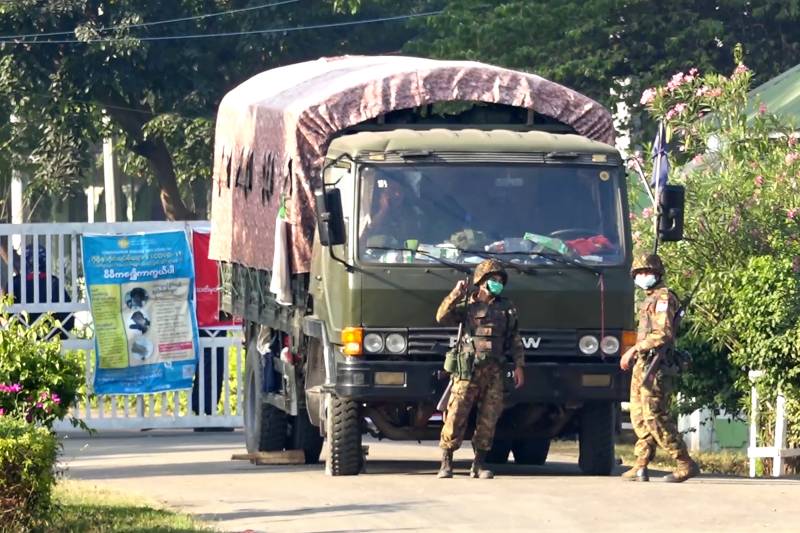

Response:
(470, 450), (494, 479)
(437, 449), (454, 478)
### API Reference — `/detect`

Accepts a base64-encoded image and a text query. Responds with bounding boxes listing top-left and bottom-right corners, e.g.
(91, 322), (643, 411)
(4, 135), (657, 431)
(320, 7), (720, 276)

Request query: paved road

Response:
(60, 431), (799, 533)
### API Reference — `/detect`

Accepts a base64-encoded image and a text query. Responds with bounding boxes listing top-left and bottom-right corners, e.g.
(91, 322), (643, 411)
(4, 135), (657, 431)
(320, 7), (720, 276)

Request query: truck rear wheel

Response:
(485, 438), (512, 464)
(512, 438), (551, 465)
(325, 396), (362, 476)
(289, 410), (324, 464)
(244, 343), (287, 453)
(578, 401), (615, 475)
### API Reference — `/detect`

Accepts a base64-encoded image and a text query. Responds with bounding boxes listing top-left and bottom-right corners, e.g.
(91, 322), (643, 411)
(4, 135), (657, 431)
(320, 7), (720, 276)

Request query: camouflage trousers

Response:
(629, 359), (688, 463)
(439, 361), (504, 452)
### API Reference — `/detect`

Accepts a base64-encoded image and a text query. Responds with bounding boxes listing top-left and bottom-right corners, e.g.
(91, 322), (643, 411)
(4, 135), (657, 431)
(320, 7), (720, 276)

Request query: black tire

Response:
(244, 342), (287, 454)
(485, 438), (512, 464)
(289, 409), (324, 464)
(578, 401), (615, 475)
(512, 438), (551, 465)
(325, 396), (362, 476)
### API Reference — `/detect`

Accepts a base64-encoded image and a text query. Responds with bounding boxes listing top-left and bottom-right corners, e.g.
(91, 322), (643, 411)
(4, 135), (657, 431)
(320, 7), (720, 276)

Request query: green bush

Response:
(0, 301), (86, 430)
(0, 417), (59, 530)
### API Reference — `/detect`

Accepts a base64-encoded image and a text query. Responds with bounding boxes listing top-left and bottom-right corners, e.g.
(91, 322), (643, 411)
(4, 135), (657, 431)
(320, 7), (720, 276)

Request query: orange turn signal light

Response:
(341, 327), (364, 356)
(621, 330), (637, 353)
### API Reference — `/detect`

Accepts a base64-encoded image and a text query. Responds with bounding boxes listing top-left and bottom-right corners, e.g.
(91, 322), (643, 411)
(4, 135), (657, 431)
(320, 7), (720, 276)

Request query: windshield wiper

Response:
(460, 248), (599, 275)
(452, 248), (537, 276)
(366, 246), (472, 274)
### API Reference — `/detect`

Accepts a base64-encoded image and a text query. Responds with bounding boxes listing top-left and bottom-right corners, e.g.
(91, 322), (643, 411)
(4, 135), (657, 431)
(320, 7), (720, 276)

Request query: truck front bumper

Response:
(330, 361), (630, 404)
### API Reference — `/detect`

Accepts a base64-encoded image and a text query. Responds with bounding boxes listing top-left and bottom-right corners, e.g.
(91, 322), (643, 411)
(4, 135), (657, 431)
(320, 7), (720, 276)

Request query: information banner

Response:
(191, 230), (239, 329)
(82, 231), (199, 394)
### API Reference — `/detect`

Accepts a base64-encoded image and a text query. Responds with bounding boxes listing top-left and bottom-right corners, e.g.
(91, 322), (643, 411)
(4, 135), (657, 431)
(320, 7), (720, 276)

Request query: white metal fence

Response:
(0, 221), (244, 432)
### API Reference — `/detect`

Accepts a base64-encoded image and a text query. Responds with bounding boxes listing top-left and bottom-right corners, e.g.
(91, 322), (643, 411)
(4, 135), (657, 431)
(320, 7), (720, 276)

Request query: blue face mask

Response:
(486, 279), (504, 296)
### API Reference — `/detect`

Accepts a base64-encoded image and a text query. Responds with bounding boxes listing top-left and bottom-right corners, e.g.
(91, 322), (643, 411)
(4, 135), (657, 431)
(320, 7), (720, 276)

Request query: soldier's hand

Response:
(513, 366), (525, 389)
(620, 347), (637, 371)
(453, 279), (467, 296)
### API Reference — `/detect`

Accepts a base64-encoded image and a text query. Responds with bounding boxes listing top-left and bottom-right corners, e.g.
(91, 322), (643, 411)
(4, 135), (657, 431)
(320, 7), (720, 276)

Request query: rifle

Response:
(641, 277), (702, 387)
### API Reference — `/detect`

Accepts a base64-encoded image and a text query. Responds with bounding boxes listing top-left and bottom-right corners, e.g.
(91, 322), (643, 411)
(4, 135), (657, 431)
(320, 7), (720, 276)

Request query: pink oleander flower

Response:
(0, 408), (4, 416)
(689, 68), (699, 76)
(786, 152), (800, 165)
(0, 384), (22, 394)
(787, 208), (798, 220)
(665, 103), (687, 120)
(692, 155), (704, 165)
(667, 72), (688, 92)
(640, 88), (657, 106)
(707, 88), (723, 98)
(759, 103), (767, 115)
(789, 135), (798, 147)
(695, 86), (709, 97)
(35, 402), (43, 409)
(642, 207), (653, 219)
(754, 175), (764, 186)
(734, 63), (750, 76)
(51, 394), (61, 405)
(629, 212), (636, 220)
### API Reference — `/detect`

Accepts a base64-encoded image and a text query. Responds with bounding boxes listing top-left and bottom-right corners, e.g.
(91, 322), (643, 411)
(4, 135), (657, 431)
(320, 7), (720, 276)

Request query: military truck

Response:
(209, 56), (683, 476)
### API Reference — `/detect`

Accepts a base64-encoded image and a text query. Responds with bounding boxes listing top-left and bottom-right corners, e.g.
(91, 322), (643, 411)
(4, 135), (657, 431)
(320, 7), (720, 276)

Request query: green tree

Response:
(0, 0), (428, 220)
(407, 0), (800, 142)
(631, 52), (800, 463)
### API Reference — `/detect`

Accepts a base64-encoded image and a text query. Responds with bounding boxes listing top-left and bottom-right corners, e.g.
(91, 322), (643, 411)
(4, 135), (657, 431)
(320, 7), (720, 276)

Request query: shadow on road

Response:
(60, 430), (243, 459)
(196, 501), (423, 525)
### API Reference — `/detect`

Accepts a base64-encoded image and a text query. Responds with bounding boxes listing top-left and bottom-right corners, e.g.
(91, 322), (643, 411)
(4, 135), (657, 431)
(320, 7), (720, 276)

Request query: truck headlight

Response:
(363, 333), (384, 353)
(385, 333), (407, 354)
(579, 335), (599, 355)
(600, 335), (620, 355)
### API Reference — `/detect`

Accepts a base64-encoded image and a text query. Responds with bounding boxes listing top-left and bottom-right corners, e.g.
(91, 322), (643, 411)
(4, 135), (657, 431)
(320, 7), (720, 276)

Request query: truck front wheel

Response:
(244, 345), (287, 453)
(512, 438), (551, 465)
(578, 401), (615, 475)
(325, 396), (362, 476)
(485, 438), (512, 464)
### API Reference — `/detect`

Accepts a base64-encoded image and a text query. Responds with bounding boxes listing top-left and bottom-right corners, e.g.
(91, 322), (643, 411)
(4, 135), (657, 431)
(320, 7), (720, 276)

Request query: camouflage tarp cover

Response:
(209, 55), (615, 273)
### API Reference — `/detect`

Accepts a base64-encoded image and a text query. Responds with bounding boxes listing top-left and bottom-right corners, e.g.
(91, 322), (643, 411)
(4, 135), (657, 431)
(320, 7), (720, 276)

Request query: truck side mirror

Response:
(658, 184), (685, 242)
(314, 187), (346, 246)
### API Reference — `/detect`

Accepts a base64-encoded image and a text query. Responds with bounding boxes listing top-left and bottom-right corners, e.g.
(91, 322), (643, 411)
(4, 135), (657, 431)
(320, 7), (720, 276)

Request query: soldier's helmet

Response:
(473, 258), (508, 286)
(630, 253), (665, 277)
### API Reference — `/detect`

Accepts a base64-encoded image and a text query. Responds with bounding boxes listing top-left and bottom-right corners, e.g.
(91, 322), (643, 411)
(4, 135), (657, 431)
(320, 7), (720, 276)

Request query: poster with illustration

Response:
(82, 231), (199, 394)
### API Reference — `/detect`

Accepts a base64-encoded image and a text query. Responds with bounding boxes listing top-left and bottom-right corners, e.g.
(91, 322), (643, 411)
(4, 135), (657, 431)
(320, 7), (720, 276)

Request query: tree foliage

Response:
(0, 0), (427, 220)
(631, 51), (800, 455)
(407, 0), (800, 142)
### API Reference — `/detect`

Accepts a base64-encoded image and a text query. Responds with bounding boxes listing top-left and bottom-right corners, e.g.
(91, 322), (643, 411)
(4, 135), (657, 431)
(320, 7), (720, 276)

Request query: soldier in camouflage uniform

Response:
(436, 259), (525, 479)
(620, 254), (700, 483)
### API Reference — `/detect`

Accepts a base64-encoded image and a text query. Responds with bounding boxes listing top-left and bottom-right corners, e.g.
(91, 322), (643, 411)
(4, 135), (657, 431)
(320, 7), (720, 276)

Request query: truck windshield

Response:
(357, 162), (625, 266)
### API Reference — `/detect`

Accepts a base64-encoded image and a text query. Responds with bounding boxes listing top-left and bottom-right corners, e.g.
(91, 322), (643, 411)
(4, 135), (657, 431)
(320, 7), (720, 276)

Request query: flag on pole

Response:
(651, 121), (669, 191)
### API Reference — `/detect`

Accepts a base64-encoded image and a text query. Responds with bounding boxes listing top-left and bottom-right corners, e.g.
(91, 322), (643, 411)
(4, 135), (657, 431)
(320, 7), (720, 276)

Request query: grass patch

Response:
(550, 439), (748, 476)
(43, 480), (213, 533)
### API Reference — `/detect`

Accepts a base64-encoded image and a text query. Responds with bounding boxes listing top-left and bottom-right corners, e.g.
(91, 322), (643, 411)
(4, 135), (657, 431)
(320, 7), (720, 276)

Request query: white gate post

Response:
(773, 394), (787, 477)
(103, 137), (119, 222)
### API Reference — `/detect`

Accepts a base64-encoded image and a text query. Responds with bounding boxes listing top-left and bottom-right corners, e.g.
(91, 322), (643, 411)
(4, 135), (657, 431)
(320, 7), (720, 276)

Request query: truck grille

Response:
(401, 327), (580, 361)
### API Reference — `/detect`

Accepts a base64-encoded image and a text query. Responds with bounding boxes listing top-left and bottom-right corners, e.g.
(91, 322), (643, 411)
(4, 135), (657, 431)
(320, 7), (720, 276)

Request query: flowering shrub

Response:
(0, 299), (86, 429)
(632, 46), (800, 466)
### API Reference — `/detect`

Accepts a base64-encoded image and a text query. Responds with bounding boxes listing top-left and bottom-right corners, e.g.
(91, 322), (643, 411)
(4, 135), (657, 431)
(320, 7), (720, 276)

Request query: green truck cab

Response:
(211, 56), (651, 476)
